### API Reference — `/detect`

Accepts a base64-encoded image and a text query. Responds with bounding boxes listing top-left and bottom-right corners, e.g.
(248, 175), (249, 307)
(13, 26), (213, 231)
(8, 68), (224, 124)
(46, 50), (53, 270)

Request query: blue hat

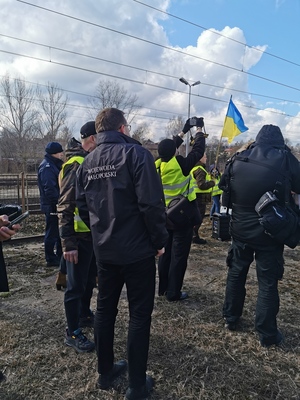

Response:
(45, 141), (63, 154)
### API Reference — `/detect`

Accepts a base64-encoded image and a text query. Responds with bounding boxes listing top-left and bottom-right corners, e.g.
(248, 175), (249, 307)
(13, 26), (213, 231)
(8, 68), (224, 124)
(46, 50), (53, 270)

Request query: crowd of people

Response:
(1, 108), (300, 398)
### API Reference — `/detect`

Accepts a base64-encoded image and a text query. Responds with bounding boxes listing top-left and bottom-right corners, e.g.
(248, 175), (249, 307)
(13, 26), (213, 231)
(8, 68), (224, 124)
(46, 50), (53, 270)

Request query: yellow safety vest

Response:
(155, 157), (196, 206)
(211, 176), (223, 196)
(190, 165), (212, 194)
(61, 156), (90, 233)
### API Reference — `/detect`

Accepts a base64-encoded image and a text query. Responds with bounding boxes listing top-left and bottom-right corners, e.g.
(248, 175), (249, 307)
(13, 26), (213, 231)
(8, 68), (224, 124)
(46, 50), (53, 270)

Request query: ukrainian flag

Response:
(221, 98), (248, 144)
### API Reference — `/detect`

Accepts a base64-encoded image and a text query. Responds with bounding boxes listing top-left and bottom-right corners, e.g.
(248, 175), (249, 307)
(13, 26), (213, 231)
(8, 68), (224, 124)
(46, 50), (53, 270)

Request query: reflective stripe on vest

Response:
(211, 176), (223, 196)
(62, 156), (90, 233)
(155, 157), (196, 206)
(190, 165), (212, 194)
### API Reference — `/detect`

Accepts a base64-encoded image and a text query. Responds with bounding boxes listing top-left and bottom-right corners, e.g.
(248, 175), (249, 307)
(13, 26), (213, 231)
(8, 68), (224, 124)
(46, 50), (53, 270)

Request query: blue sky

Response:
(1, 0), (300, 144)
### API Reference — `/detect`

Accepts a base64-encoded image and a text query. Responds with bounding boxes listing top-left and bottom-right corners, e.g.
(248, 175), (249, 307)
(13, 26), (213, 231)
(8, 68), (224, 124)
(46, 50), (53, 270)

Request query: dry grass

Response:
(1, 217), (300, 399)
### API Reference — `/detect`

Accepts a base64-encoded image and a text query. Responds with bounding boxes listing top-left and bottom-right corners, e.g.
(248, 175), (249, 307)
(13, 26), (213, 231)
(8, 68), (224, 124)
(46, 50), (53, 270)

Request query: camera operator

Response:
(156, 117), (207, 301)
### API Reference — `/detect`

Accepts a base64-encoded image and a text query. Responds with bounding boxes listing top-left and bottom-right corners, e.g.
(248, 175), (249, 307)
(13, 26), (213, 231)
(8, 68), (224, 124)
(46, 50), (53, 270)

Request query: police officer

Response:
(38, 142), (64, 267)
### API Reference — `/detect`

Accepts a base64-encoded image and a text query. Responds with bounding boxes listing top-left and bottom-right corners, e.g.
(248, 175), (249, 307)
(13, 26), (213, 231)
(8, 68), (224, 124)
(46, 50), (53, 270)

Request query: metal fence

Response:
(0, 173), (41, 213)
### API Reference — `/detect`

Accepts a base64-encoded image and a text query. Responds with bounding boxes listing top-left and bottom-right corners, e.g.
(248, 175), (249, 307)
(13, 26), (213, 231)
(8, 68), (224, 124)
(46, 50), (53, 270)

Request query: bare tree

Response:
(88, 80), (140, 122)
(131, 122), (151, 144)
(38, 82), (70, 142)
(164, 116), (185, 139)
(0, 75), (40, 172)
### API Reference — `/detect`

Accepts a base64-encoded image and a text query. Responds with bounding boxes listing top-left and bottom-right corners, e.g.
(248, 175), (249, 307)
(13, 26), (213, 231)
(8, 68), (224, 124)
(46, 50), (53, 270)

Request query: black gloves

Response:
(0, 204), (22, 219)
(182, 119), (191, 134)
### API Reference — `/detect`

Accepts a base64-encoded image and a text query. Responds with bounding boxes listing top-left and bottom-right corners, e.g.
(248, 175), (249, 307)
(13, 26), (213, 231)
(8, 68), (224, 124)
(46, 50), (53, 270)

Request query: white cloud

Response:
(0, 0), (296, 144)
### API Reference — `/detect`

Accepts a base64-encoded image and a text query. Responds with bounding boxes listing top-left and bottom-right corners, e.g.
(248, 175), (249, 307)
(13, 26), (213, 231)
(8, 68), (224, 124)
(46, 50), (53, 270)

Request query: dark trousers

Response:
(223, 239), (284, 345)
(44, 213), (62, 263)
(95, 256), (155, 388)
(158, 225), (193, 300)
(193, 202), (206, 238)
(64, 239), (96, 333)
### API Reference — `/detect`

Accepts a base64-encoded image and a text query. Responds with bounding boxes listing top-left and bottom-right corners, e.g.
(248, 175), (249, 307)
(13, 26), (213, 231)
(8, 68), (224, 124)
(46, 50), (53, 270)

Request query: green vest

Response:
(211, 176), (223, 196)
(190, 165), (212, 194)
(155, 157), (196, 206)
(61, 156), (90, 233)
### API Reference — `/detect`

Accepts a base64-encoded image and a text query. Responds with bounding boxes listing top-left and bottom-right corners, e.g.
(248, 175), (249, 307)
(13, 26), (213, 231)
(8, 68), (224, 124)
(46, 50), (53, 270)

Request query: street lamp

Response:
(179, 77), (201, 155)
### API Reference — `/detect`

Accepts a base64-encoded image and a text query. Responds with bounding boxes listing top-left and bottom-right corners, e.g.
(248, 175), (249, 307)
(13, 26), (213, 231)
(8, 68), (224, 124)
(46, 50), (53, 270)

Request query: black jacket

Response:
(76, 130), (169, 264)
(220, 125), (300, 246)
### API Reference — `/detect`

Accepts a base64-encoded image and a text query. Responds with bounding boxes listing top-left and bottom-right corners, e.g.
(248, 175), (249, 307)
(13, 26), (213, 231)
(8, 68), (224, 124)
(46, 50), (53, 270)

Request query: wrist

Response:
(179, 132), (184, 138)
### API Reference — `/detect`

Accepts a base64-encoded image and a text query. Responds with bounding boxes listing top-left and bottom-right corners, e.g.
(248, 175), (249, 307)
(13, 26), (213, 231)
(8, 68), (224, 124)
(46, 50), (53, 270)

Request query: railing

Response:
(0, 173), (41, 213)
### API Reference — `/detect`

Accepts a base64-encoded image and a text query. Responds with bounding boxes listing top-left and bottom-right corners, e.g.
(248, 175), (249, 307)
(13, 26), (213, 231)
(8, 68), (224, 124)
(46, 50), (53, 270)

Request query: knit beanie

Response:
(255, 125), (284, 147)
(158, 139), (176, 159)
(45, 141), (63, 154)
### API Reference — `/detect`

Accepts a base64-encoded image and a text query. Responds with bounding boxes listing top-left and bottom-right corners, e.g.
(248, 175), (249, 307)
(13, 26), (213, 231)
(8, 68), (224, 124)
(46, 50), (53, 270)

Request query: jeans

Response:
(210, 195), (221, 216)
(64, 239), (96, 333)
(95, 256), (156, 388)
(158, 225), (193, 300)
(44, 213), (62, 263)
(223, 239), (284, 344)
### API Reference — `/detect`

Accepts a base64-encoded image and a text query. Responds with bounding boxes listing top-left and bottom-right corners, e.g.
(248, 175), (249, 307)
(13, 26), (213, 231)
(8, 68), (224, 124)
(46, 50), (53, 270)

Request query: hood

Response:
(65, 137), (88, 160)
(255, 125), (285, 147)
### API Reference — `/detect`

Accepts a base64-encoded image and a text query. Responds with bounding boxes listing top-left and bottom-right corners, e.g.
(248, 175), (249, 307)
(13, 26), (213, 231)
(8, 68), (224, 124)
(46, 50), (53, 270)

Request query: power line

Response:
(2, 33), (300, 107)
(133, 0), (300, 68)
(1, 48), (300, 123)
(15, 0), (300, 94)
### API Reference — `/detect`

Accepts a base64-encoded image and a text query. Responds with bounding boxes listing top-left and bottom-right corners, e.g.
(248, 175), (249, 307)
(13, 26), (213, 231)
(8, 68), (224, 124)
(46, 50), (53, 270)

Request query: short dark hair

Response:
(95, 108), (126, 133)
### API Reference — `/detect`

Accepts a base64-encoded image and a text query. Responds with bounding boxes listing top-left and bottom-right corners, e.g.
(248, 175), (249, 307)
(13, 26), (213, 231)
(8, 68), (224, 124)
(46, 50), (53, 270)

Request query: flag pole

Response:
(214, 96), (232, 167)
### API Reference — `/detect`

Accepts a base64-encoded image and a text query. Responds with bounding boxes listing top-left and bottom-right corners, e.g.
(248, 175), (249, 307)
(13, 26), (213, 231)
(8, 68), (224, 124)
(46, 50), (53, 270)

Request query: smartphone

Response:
(7, 211), (29, 229)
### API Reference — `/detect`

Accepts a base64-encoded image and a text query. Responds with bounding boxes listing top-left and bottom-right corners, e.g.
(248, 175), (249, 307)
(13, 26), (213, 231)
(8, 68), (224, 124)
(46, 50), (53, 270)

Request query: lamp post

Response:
(179, 77), (201, 155)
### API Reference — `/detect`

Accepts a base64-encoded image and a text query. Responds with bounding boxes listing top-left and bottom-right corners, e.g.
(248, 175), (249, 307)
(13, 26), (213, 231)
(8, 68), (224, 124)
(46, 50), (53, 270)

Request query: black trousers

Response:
(64, 239), (96, 333)
(223, 239), (284, 345)
(158, 225), (193, 300)
(44, 213), (62, 263)
(193, 202), (206, 238)
(95, 256), (155, 388)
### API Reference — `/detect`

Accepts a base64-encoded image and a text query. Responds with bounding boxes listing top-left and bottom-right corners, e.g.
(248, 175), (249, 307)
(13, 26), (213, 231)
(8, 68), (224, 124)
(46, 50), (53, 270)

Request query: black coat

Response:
(220, 125), (300, 246)
(76, 130), (169, 264)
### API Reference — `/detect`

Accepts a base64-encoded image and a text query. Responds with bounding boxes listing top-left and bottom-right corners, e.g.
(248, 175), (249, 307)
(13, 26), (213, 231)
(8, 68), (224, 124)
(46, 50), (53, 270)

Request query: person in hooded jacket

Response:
(156, 119), (206, 301)
(38, 142), (64, 267)
(76, 107), (168, 400)
(219, 124), (300, 347)
(57, 122), (98, 353)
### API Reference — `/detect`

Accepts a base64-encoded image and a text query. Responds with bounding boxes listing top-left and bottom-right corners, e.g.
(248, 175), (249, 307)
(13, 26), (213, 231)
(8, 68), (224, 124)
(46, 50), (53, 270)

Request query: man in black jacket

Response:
(220, 124), (300, 347)
(76, 108), (168, 400)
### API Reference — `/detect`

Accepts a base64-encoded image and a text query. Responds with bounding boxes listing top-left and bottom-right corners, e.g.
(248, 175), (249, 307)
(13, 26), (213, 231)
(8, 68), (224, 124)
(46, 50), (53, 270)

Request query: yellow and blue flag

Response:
(221, 98), (248, 144)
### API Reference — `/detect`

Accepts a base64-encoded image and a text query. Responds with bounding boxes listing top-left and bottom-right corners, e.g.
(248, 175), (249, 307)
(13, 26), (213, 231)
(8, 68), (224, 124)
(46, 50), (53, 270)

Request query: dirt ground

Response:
(0, 216), (300, 400)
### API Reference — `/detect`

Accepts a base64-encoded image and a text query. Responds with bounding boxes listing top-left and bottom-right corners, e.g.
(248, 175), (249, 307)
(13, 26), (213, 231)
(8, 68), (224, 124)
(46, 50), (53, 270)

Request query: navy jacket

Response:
(38, 154), (63, 213)
(76, 131), (169, 265)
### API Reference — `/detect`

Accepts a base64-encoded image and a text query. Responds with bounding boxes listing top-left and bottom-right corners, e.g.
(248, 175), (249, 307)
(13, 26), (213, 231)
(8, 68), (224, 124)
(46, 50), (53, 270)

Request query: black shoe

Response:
(46, 258), (60, 267)
(125, 375), (154, 400)
(224, 321), (237, 331)
(97, 360), (128, 390)
(79, 311), (94, 328)
(65, 329), (95, 353)
(260, 331), (284, 348)
(192, 236), (207, 245)
(0, 371), (5, 382)
(167, 291), (188, 302)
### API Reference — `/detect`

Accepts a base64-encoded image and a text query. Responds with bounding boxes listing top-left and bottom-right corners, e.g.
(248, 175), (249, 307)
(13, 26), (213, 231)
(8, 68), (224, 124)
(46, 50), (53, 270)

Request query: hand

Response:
(0, 215), (20, 241)
(64, 250), (78, 264)
(156, 247), (165, 257)
(182, 119), (191, 134)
